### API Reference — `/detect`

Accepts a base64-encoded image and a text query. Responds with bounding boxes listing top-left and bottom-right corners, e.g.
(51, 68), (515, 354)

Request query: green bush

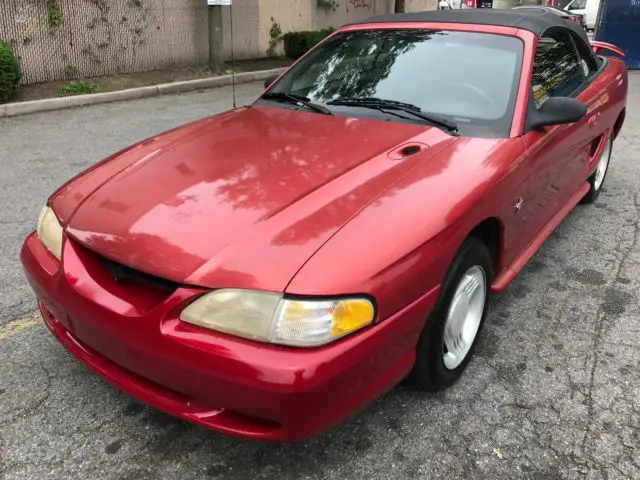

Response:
(0, 41), (22, 102)
(283, 27), (334, 59)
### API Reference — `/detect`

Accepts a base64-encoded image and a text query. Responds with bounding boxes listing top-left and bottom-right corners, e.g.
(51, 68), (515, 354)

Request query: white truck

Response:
(565, 0), (601, 31)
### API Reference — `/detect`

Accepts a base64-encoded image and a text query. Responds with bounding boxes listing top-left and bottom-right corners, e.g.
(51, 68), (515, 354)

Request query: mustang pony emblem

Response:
(515, 197), (524, 213)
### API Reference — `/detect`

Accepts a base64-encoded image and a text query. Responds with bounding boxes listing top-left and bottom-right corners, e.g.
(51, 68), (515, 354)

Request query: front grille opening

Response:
(101, 257), (179, 293)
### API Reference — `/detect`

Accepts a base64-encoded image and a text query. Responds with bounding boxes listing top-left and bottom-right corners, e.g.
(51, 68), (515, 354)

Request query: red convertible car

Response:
(22, 10), (627, 441)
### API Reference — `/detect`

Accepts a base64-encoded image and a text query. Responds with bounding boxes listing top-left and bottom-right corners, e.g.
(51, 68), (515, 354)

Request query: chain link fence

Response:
(0, 0), (260, 85)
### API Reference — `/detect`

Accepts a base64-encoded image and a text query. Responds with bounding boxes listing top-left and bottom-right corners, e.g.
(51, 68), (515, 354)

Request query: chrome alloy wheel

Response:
(442, 266), (487, 370)
(594, 133), (613, 192)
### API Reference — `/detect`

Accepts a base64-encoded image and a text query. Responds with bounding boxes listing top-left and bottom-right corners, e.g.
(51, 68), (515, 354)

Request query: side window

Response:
(573, 35), (597, 78)
(531, 31), (586, 108)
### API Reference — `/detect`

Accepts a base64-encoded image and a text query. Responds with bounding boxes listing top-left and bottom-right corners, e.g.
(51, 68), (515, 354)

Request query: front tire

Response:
(407, 237), (492, 392)
(581, 132), (613, 204)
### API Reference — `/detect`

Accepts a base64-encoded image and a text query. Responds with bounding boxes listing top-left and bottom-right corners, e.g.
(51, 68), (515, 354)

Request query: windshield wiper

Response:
(261, 92), (332, 115)
(328, 97), (459, 135)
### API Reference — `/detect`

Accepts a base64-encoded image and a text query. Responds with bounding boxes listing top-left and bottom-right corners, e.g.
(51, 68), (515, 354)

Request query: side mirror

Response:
(529, 97), (587, 130)
(263, 74), (279, 89)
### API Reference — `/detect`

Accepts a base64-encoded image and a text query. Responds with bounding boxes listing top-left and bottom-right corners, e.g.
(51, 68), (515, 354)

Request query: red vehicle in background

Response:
(21, 10), (626, 441)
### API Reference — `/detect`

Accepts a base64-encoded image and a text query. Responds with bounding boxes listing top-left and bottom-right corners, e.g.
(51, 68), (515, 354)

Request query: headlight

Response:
(179, 289), (375, 347)
(36, 205), (63, 260)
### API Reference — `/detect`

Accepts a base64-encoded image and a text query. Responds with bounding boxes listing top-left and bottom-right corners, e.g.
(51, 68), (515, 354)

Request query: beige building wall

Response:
(405, 0), (439, 12)
(258, 0), (314, 57)
(222, 0), (263, 61)
(310, 0), (394, 31)
(258, 0), (399, 57)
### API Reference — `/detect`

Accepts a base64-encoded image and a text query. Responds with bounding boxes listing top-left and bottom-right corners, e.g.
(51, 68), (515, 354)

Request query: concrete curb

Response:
(0, 67), (286, 119)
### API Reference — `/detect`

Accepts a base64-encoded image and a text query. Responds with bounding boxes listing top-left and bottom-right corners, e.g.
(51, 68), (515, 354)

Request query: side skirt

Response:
(491, 182), (591, 293)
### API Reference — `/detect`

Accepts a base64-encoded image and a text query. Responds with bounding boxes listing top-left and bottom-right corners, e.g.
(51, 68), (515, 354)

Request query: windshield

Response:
(263, 29), (523, 138)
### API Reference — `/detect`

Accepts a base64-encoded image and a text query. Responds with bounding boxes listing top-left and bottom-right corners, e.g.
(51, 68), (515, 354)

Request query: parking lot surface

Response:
(1, 77), (638, 479)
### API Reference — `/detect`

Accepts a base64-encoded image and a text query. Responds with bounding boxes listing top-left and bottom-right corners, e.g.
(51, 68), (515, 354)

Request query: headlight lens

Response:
(180, 289), (375, 347)
(36, 205), (63, 260)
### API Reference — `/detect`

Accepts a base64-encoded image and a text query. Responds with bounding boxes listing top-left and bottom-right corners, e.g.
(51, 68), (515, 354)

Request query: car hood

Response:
(56, 105), (454, 291)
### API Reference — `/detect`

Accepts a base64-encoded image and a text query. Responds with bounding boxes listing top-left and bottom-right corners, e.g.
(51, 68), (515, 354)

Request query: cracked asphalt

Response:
(1, 77), (639, 480)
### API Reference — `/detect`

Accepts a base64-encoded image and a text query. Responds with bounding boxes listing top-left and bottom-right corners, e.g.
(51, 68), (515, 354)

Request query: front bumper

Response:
(21, 232), (439, 441)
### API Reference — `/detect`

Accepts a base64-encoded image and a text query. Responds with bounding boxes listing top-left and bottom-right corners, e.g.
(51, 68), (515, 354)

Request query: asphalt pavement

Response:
(1, 78), (638, 480)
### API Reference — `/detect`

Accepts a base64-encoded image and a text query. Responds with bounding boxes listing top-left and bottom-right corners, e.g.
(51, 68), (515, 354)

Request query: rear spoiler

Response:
(591, 41), (625, 57)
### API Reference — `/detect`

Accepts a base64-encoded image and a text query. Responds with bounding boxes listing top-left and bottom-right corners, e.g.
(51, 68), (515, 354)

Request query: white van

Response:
(565, 0), (601, 31)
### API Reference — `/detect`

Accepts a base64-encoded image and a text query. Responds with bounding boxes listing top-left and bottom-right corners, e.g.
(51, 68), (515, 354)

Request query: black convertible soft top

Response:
(348, 9), (591, 47)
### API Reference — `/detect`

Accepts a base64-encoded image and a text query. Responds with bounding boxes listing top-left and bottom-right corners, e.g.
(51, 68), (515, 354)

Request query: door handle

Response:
(588, 112), (600, 127)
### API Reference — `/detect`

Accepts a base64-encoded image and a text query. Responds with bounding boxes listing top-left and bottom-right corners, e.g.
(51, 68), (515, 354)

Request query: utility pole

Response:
(208, 3), (224, 73)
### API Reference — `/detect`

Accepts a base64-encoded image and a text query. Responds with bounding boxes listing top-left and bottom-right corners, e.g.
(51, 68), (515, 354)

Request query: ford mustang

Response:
(21, 10), (627, 441)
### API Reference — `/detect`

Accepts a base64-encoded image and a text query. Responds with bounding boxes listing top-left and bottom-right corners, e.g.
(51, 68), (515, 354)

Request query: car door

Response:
(518, 27), (603, 242)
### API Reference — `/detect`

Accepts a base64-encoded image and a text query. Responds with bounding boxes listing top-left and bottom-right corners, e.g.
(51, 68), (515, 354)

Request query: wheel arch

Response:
(613, 108), (625, 139)
(467, 217), (504, 277)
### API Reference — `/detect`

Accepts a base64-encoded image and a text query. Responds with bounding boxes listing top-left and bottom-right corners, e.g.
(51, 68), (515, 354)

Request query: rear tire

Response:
(407, 237), (492, 392)
(581, 132), (613, 205)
